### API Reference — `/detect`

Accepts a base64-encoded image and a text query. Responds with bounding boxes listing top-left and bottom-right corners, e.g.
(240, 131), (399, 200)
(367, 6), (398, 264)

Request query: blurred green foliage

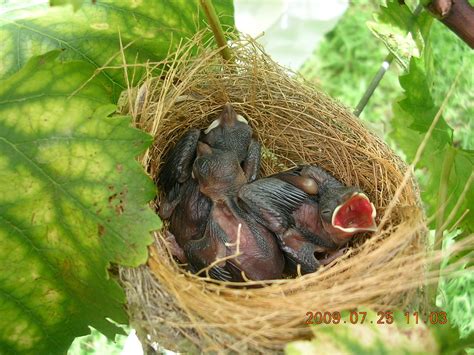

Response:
(286, 308), (438, 355)
(429, 23), (473, 150)
(300, 0), (473, 350)
(300, 0), (401, 138)
(300, 1), (473, 150)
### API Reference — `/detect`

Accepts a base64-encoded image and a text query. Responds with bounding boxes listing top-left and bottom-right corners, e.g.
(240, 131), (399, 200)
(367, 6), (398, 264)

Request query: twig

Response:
(353, 54), (393, 117)
(422, 67), (462, 305)
(426, 0), (474, 48)
(198, 223), (242, 279)
(433, 146), (456, 250)
(118, 30), (135, 117)
(199, 0), (233, 62)
(441, 172), (474, 232)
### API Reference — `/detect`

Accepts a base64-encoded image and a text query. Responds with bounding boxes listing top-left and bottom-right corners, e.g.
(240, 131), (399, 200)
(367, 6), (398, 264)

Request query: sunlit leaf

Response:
(0, 0), (235, 99)
(49, 0), (88, 11)
(367, 0), (433, 69)
(0, 51), (161, 354)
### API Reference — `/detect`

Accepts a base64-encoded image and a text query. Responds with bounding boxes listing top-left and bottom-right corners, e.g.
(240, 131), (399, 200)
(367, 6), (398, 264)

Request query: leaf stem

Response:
(199, 0), (233, 62)
(434, 146), (456, 249)
(428, 145), (456, 304)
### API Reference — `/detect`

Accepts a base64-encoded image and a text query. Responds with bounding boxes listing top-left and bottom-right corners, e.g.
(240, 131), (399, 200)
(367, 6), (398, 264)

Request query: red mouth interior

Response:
(333, 195), (375, 230)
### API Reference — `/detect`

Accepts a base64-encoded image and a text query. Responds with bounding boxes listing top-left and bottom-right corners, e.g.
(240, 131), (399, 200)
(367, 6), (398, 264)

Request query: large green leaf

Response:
(0, 0), (235, 98)
(0, 51), (161, 354)
(380, 0), (473, 233)
(390, 56), (474, 233)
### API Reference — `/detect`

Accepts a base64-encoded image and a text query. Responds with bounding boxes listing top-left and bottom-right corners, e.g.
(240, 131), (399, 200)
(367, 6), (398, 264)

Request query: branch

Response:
(199, 0), (233, 62)
(426, 0), (474, 49)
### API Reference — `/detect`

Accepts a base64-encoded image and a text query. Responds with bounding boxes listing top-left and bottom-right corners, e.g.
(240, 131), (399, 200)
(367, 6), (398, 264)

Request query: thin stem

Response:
(434, 146), (456, 249)
(427, 145), (456, 304)
(354, 4), (423, 117)
(199, 0), (233, 62)
(353, 54), (393, 117)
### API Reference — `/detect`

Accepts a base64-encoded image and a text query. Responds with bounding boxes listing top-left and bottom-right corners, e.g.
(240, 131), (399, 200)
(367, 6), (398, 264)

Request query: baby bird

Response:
(184, 143), (285, 281)
(157, 129), (211, 261)
(159, 103), (259, 215)
(201, 103), (261, 182)
(239, 165), (377, 274)
(157, 103), (261, 258)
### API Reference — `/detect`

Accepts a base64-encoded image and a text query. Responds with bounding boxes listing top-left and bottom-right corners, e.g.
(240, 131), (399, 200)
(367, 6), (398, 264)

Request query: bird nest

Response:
(118, 32), (430, 353)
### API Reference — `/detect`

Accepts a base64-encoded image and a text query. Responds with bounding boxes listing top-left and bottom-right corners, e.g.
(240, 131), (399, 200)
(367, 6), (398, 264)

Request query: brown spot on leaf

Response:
(108, 193), (118, 203)
(61, 259), (72, 277)
(115, 204), (124, 215)
(108, 190), (126, 215)
(108, 185), (114, 190)
(98, 224), (106, 237)
(116, 164), (123, 173)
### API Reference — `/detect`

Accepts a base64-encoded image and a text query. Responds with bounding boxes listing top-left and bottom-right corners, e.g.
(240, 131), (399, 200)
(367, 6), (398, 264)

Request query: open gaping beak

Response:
(332, 192), (377, 233)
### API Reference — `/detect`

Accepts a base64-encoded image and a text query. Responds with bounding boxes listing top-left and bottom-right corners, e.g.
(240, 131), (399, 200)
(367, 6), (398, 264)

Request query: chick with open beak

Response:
(239, 165), (377, 275)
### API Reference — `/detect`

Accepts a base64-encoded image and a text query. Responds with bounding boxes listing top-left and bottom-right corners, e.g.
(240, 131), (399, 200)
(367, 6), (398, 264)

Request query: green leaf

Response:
(0, 0), (235, 99)
(0, 51), (161, 354)
(390, 56), (473, 233)
(49, 0), (88, 11)
(425, 147), (474, 232)
(395, 57), (452, 146)
(285, 308), (438, 354)
(367, 1), (433, 69)
(430, 323), (474, 354)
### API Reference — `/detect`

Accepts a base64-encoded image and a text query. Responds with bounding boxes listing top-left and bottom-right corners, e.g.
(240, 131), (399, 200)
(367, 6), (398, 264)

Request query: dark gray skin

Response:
(201, 103), (261, 182)
(157, 129), (211, 262)
(184, 145), (285, 282)
(159, 103), (260, 217)
(157, 104), (261, 259)
(158, 128), (204, 220)
(239, 165), (376, 275)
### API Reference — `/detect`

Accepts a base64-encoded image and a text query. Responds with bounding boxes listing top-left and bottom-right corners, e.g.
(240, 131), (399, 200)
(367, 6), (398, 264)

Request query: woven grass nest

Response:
(119, 32), (430, 353)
